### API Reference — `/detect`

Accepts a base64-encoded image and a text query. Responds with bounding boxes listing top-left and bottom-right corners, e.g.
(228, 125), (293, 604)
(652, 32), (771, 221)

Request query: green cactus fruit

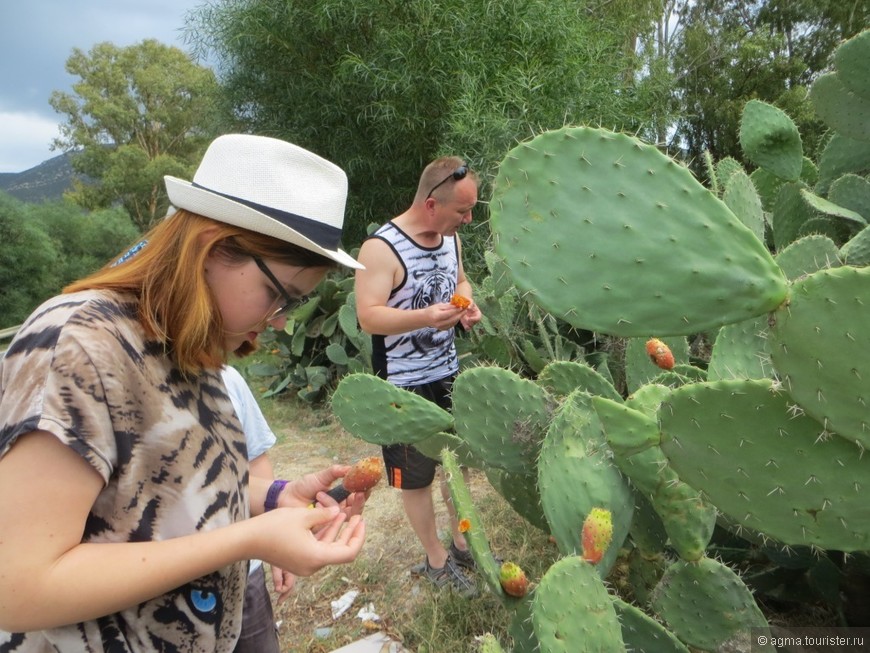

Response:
(479, 633), (508, 653)
(489, 125), (788, 337)
(834, 29), (870, 101)
(650, 557), (773, 652)
(816, 133), (870, 196)
(537, 391), (633, 575)
(739, 99), (803, 181)
(612, 597), (690, 653)
(531, 556), (624, 653)
(659, 378), (870, 550)
(441, 448), (502, 600)
(452, 366), (553, 473)
(840, 225), (870, 266)
(485, 467), (550, 532)
(625, 336), (688, 394)
(331, 373), (453, 445)
(769, 265), (870, 449)
(536, 359), (622, 401)
(723, 169), (766, 241)
(810, 71), (870, 143)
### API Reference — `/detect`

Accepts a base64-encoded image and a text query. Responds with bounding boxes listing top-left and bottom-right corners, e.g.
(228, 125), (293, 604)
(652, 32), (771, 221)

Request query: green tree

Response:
(0, 192), (141, 327)
(671, 0), (869, 170)
(188, 0), (677, 265)
(50, 40), (221, 231)
(0, 194), (60, 326)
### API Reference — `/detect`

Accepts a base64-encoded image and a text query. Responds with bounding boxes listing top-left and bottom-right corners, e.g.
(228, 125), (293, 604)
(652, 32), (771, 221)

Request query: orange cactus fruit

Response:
(499, 561), (529, 598)
(342, 456), (384, 493)
(645, 338), (675, 370)
(581, 507), (613, 564)
(450, 293), (472, 309)
(458, 518), (471, 533)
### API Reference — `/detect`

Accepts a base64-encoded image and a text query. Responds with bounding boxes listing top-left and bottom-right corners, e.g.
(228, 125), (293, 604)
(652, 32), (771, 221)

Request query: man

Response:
(354, 156), (482, 595)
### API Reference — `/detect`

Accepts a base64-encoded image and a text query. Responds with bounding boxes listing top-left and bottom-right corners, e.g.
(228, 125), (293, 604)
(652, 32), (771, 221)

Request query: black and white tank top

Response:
(369, 221), (459, 387)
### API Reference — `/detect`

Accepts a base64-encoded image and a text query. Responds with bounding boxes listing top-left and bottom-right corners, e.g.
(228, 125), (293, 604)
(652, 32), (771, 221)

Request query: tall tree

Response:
(50, 40), (221, 230)
(187, 0), (676, 260)
(670, 0), (868, 171)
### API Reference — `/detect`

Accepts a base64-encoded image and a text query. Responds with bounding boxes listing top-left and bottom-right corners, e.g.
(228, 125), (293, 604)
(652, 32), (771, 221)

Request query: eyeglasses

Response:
(426, 164), (469, 199)
(252, 255), (302, 321)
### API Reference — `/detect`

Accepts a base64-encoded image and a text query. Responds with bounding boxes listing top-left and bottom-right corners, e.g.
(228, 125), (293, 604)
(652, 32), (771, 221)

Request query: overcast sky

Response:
(0, 0), (210, 173)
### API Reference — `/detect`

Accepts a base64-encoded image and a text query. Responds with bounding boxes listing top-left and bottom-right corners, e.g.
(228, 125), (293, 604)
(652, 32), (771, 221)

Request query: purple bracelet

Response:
(265, 479), (289, 512)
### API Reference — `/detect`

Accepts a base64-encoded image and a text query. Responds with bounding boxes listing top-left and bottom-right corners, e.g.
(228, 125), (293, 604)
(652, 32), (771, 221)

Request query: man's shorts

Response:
(382, 376), (453, 490)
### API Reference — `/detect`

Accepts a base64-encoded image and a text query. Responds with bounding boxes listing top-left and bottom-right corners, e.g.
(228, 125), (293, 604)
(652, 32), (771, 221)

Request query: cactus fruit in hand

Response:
(645, 338), (675, 370)
(582, 508), (613, 564)
(323, 456), (384, 503)
(450, 293), (472, 309)
(499, 561), (530, 598)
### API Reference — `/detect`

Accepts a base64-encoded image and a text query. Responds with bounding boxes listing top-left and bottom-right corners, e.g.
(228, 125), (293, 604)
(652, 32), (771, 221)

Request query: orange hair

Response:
(65, 210), (336, 376)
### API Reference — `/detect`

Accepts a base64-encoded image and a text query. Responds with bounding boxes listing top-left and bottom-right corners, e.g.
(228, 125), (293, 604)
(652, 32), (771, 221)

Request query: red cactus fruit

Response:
(450, 293), (472, 309)
(645, 338), (675, 370)
(581, 507), (613, 564)
(343, 456), (384, 493)
(499, 561), (529, 598)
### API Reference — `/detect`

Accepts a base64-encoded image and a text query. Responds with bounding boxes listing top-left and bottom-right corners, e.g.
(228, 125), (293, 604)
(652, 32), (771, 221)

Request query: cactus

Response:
(328, 30), (870, 651)
(452, 366), (554, 473)
(531, 556), (624, 653)
(769, 266), (870, 449)
(489, 126), (788, 337)
(650, 557), (774, 652)
(331, 372), (453, 444)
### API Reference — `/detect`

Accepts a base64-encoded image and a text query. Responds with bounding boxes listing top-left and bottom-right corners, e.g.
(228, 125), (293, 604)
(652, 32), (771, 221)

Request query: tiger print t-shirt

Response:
(0, 290), (249, 653)
(368, 221), (460, 387)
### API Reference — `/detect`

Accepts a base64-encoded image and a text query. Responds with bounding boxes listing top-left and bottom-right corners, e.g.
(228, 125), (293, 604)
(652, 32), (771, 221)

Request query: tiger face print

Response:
(0, 290), (249, 653)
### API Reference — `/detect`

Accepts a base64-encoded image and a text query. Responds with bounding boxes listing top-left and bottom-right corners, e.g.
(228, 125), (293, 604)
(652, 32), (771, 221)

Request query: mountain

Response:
(0, 152), (78, 203)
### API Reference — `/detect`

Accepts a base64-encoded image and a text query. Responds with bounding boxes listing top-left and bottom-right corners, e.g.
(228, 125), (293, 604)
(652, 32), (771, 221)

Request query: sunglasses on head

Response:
(426, 164), (469, 199)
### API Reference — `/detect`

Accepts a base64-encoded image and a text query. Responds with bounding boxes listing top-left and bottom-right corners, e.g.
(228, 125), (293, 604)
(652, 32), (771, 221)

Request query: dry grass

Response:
(251, 391), (558, 652)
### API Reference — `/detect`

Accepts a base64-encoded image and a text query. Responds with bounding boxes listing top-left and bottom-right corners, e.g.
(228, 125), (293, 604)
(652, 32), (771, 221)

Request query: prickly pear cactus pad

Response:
(441, 448), (504, 600)
(650, 557), (773, 652)
(739, 99), (803, 182)
(331, 373), (453, 445)
(452, 366), (554, 473)
(612, 598), (690, 653)
(489, 126), (788, 337)
(769, 266), (870, 449)
(537, 391), (633, 574)
(531, 556), (624, 653)
(658, 378), (870, 551)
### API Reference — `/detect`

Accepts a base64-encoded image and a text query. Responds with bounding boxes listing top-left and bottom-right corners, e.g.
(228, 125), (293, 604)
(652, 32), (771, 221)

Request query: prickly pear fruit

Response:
(343, 456), (383, 492)
(582, 508), (613, 564)
(450, 293), (472, 309)
(645, 338), (675, 370)
(499, 561), (529, 598)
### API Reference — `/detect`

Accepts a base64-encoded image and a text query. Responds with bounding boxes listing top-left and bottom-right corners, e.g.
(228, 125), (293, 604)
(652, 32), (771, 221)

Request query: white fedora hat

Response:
(165, 134), (363, 269)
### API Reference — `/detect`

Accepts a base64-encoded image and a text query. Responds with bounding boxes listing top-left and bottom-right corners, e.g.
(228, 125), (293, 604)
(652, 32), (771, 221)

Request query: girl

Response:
(0, 134), (366, 652)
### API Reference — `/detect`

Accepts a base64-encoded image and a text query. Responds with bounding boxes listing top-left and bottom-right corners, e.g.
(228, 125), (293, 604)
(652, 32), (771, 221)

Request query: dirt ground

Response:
(263, 411), (498, 652)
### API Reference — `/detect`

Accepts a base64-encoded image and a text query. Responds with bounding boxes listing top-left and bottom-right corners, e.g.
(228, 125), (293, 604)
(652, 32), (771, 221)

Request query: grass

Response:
(234, 369), (560, 652)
